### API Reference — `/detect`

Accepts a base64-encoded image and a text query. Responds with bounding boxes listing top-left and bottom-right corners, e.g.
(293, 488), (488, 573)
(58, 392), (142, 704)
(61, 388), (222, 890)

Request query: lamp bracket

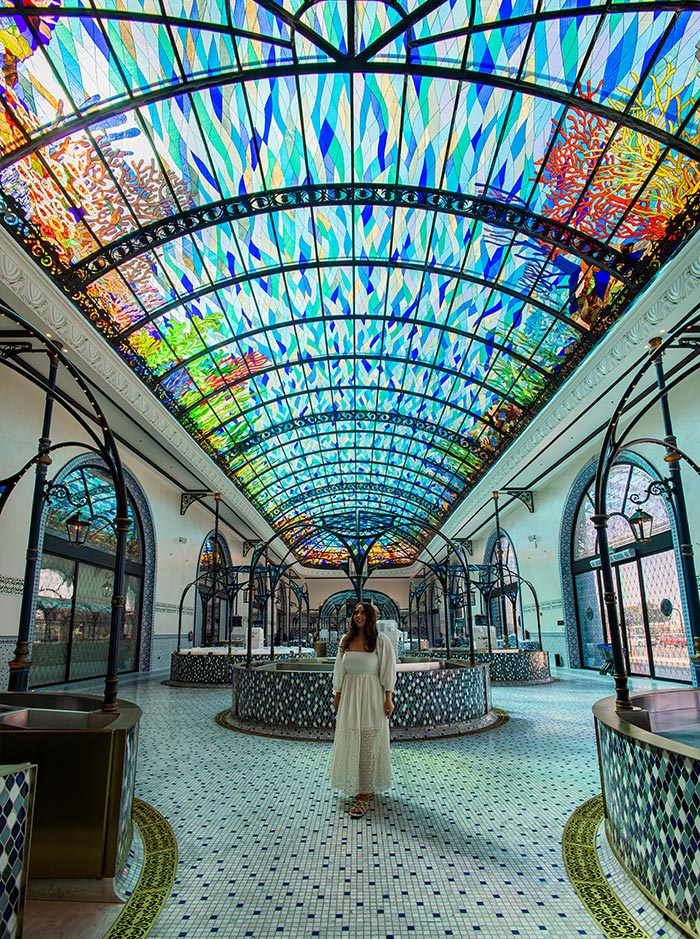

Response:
(629, 478), (673, 507)
(0, 342), (33, 359)
(44, 479), (90, 510)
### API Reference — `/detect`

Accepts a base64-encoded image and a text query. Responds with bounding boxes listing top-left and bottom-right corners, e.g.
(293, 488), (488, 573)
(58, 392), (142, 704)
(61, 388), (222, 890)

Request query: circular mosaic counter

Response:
(411, 648), (551, 683)
(225, 658), (500, 740)
(593, 689), (700, 937)
(169, 647), (313, 685)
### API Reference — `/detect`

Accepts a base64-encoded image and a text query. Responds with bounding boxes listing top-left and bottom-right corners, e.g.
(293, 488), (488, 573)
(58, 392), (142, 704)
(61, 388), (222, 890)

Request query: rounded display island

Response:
(220, 657), (504, 741)
(412, 648), (552, 684)
(593, 688), (700, 937)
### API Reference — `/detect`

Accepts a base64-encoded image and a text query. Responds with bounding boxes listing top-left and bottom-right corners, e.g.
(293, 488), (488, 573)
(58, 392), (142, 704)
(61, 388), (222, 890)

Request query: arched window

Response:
(485, 532), (521, 640)
(195, 532), (231, 646)
(32, 463), (146, 686)
(568, 460), (691, 682)
(319, 590), (401, 637)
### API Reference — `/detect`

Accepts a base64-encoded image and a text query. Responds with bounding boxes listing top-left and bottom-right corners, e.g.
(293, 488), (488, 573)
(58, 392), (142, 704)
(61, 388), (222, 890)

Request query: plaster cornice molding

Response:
(442, 233), (700, 540)
(0, 230), (277, 543)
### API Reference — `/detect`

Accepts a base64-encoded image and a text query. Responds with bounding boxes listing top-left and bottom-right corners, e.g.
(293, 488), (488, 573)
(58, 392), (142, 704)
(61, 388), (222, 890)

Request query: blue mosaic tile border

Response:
(169, 650), (313, 684)
(233, 663), (490, 729)
(413, 650), (551, 682)
(596, 720), (700, 935)
(0, 763), (36, 939)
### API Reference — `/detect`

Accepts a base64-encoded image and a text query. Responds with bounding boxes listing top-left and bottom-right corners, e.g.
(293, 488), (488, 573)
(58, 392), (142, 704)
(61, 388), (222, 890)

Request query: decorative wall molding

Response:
(523, 599), (562, 613)
(0, 575), (24, 596)
(155, 602), (194, 615)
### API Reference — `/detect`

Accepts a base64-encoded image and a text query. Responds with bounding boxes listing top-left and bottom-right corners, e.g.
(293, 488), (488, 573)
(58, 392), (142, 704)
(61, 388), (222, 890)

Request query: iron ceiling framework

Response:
(1, 0), (700, 567)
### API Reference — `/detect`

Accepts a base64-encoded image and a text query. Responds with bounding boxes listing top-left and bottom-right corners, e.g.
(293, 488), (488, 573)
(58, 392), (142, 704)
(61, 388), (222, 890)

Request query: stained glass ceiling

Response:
(1, 1), (700, 568)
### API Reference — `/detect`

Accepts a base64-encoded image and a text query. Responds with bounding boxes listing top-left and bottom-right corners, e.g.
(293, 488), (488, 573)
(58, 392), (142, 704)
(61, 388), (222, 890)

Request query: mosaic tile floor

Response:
(40, 667), (690, 939)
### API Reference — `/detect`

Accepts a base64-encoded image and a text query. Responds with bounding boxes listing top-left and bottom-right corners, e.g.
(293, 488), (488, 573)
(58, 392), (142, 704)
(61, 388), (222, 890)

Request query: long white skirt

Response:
(329, 673), (391, 795)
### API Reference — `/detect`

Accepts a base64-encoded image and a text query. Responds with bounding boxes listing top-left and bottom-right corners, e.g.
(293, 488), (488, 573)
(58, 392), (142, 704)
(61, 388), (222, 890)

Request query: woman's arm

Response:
(384, 689), (394, 717)
(332, 647), (344, 710)
(378, 633), (397, 694)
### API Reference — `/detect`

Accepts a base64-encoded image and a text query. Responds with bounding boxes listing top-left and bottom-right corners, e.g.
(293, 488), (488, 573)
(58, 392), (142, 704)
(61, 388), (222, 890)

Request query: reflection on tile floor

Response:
(41, 667), (688, 939)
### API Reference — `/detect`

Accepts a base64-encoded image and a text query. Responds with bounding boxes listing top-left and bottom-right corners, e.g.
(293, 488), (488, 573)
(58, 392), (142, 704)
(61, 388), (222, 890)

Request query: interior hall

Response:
(0, 3), (699, 939)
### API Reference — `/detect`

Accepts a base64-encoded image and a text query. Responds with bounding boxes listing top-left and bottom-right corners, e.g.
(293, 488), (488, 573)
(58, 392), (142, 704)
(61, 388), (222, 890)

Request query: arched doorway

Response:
(30, 457), (156, 686)
(561, 456), (692, 681)
(319, 590), (400, 638)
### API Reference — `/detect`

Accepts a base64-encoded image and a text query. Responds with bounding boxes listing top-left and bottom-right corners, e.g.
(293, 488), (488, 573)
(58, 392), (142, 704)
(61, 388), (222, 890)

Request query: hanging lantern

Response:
(66, 512), (91, 545)
(628, 508), (654, 543)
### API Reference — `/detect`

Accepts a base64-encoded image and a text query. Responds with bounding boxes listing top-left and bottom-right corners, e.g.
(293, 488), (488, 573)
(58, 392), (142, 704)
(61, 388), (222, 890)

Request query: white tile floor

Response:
(35, 667), (689, 939)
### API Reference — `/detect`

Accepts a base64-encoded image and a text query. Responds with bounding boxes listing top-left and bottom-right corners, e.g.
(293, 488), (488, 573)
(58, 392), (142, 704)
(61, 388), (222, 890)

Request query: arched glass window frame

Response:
(560, 451), (693, 676)
(31, 454), (156, 683)
(194, 530), (233, 647)
(483, 528), (523, 639)
(319, 589), (401, 637)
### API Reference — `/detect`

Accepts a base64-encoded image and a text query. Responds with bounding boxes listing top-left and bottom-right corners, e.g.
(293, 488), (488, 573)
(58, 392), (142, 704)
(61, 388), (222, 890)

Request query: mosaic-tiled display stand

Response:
(413, 649), (551, 683)
(0, 692), (141, 891)
(0, 762), (36, 939)
(170, 648), (313, 684)
(593, 691), (700, 937)
(232, 660), (491, 732)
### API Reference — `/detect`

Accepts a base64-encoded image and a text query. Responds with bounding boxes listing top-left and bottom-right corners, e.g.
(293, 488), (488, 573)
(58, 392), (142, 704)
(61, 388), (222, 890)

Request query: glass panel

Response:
(617, 561), (650, 677)
(45, 465), (142, 561)
(119, 574), (142, 672)
(641, 551), (692, 682)
(574, 570), (605, 669)
(68, 563), (114, 682)
(574, 493), (597, 560)
(31, 553), (75, 686)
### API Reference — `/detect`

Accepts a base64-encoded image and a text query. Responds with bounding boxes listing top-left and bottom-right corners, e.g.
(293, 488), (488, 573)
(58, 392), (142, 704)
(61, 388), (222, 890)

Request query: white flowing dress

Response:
(329, 633), (396, 795)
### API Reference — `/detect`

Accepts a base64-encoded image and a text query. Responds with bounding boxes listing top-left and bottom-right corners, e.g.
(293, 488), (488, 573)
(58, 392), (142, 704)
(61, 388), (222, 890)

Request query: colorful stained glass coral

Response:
(1, 0), (699, 565)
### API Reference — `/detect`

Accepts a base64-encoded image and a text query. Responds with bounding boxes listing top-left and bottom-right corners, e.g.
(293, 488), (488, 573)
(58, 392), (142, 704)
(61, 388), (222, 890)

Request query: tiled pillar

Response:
(0, 762), (37, 939)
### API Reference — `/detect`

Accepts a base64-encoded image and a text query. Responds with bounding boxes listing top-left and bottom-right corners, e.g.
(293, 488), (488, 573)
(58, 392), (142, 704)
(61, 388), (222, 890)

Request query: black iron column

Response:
(650, 337), (700, 659)
(102, 512), (130, 711)
(9, 353), (58, 692)
(493, 491), (510, 648)
(591, 511), (632, 708)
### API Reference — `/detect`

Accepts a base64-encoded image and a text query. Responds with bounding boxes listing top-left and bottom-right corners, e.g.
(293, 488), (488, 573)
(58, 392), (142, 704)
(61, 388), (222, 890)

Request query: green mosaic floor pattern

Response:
(103, 799), (178, 939)
(563, 796), (651, 939)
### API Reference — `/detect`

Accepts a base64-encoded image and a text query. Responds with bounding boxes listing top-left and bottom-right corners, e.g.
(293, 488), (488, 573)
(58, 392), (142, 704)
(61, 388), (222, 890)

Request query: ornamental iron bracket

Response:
(454, 538), (473, 556)
(505, 489), (535, 513)
(243, 539), (264, 557)
(180, 490), (219, 515)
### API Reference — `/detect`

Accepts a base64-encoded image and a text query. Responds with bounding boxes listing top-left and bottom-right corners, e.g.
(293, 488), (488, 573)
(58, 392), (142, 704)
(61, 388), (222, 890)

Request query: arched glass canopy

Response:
(1, 1), (699, 567)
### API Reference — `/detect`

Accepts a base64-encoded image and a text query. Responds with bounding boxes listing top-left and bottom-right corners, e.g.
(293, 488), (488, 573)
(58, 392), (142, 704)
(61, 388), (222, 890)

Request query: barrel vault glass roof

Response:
(1, 0), (700, 567)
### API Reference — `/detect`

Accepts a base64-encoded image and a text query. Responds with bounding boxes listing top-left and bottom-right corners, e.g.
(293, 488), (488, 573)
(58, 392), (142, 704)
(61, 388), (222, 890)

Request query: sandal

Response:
(349, 798), (369, 818)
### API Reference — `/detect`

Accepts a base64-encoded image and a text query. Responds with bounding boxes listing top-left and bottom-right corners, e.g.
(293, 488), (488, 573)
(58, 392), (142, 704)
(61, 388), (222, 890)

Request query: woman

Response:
(329, 602), (396, 817)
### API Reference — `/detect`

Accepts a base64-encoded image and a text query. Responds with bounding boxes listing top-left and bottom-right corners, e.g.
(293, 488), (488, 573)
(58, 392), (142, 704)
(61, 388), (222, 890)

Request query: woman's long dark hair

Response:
(340, 602), (378, 652)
